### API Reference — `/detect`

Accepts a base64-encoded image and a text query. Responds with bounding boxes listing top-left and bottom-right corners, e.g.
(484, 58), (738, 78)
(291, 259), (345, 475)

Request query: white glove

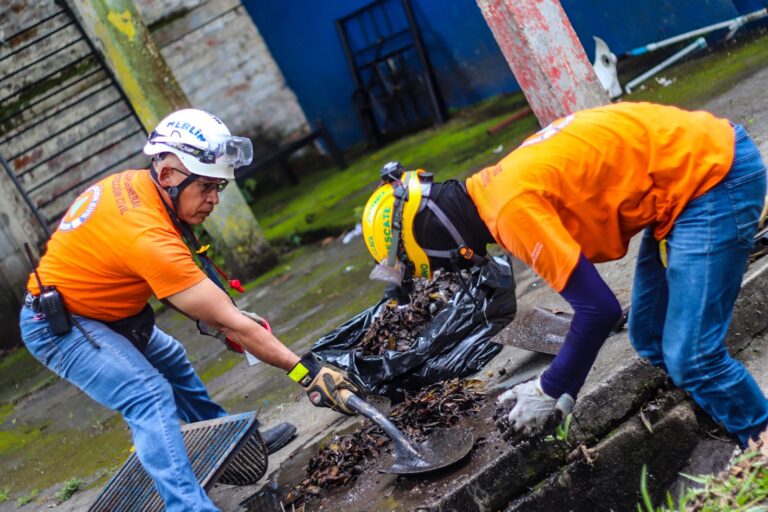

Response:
(497, 377), (574, 435)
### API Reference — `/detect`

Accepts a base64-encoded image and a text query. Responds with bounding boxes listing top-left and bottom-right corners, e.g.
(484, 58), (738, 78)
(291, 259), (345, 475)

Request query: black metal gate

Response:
(336, 0), (447, 148)
(0, 0), (147, 238)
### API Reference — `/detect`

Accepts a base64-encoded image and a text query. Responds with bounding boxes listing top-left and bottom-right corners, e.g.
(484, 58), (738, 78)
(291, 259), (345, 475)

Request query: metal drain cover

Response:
(89, 412), (266, 511)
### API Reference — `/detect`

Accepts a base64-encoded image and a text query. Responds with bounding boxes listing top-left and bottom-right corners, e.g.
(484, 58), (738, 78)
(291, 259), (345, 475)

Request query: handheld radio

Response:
(23, 243), (72, 335)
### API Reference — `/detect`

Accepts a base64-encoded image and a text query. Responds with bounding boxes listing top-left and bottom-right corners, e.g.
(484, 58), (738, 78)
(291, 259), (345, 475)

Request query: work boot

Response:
(261, 422), (297, 455)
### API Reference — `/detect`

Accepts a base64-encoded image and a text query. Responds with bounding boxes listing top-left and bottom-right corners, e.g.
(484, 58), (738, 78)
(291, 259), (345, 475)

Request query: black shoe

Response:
(261, 422), (297, 455)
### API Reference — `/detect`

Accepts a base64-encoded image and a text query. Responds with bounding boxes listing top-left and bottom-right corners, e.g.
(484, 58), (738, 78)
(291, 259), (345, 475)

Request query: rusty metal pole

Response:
(476, 0), (609, 126)
(65, 0), (276, 278)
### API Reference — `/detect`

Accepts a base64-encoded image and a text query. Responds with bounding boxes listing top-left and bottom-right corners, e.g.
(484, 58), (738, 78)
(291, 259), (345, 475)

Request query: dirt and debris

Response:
(356, 271), (464, 355)
(679, 429), (768, 510)
(492, 380), (568, 444)
(283, 378), (486, 506)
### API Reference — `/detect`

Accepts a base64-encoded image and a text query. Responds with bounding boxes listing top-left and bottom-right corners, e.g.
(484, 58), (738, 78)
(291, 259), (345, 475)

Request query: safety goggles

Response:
(150, 133), (254, 168)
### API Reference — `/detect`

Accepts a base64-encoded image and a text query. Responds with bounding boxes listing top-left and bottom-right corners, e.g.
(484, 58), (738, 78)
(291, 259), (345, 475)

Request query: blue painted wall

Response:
(241, 0), (756, 149)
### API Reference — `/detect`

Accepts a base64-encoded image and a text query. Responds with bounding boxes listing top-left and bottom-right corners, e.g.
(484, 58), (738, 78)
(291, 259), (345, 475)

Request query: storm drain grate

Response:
(89, 412), (267, 511)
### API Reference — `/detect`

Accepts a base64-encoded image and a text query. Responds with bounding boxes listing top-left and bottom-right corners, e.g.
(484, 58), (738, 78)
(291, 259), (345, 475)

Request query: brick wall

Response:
(0, 0), (310, 348)
(136, 0), (309, 146)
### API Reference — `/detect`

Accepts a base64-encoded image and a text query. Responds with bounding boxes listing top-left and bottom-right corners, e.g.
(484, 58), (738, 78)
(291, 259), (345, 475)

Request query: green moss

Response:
(0, 403), (14, 424)
(146, 8), (191, 32)
(0, 415), (130, 495)
(625, 30), (768, 108)
(220, 381), (302, 414)
(241, 245), (311, 291)
(198, 352), (243, 383)
(253, 93), (536, 246)
(0, 58), (98, 133)
(0, 348), (53, 406)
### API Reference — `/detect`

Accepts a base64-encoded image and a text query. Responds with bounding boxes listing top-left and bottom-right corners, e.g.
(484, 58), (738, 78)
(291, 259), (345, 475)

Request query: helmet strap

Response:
(387, 181), (409, 268)
(150, 163), (199, 213)
(149, 166), (242, 298)
(421, 199), (489, 267)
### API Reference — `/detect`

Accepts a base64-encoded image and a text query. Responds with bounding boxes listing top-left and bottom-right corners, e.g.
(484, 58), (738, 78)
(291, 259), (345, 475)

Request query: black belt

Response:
(24, 291), (41, 312)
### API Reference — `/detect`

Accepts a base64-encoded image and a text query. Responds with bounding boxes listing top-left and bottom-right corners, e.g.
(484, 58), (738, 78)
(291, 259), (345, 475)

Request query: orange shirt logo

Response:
(59, 185), (102, 232)
(520, 114), (575, 148)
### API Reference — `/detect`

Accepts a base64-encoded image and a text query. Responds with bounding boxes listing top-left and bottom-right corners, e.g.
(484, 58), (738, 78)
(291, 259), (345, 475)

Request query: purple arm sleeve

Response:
(539, 253), (622, 399)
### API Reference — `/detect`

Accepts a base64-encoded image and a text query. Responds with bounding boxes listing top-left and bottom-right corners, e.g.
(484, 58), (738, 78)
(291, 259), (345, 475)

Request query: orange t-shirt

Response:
(466, 102), (734, 292)
(27, 169), (205, 321)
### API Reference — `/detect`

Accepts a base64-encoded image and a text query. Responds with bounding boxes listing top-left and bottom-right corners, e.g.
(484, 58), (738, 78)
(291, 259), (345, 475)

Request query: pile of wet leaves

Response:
(357, 271), (464, 355)
(283, 378), (486, 505)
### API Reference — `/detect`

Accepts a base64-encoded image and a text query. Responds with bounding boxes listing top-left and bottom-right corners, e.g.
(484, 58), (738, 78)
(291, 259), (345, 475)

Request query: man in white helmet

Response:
(19, 109), (359, 511)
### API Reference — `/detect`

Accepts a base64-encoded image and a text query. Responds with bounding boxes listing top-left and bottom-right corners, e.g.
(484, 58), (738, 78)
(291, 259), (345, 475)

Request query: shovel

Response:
(339, 389), (474, 475)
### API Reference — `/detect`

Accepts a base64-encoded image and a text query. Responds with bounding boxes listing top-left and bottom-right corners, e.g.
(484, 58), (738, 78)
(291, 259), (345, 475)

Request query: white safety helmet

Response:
(143, 109), (253, 180)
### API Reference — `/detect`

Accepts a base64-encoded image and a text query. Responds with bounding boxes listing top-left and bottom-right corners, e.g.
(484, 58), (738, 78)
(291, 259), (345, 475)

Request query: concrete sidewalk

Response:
(6, 61), (768, 512)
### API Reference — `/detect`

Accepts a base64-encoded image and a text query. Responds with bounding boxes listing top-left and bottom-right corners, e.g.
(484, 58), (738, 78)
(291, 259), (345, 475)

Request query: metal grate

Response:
(89, 412), (266, 512)
(0, 0), (147, 238)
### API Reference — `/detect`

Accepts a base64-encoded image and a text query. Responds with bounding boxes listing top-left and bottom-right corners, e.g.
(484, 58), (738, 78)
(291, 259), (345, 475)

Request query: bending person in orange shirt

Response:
(20, 109), (358, 512)
(361, 102), (768, 447)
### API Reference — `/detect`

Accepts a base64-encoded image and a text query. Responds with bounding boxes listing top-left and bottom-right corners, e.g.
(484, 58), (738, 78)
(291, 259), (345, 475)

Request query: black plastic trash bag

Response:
(312, 256), (517, 401)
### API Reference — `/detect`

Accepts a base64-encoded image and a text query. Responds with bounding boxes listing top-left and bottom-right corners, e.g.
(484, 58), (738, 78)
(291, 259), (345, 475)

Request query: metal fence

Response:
(0, 0), (147, 237)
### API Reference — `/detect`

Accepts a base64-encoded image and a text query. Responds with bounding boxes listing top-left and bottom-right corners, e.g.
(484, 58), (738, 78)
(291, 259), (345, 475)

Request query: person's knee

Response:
(121, 373), (176, 419)
(664, 347), (729, 390)
(166, 337), (188, 361)
(154, 331), (190, 364)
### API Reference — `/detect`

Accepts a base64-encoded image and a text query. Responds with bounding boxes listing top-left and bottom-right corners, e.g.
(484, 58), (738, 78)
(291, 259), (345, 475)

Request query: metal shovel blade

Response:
(340, 390), (474, 475)
(377, 427), (474, 475)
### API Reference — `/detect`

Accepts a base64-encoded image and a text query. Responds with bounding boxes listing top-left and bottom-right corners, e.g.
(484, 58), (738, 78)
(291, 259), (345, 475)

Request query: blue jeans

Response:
(20, 306), (226, 511)
(629, 124), (768, 447)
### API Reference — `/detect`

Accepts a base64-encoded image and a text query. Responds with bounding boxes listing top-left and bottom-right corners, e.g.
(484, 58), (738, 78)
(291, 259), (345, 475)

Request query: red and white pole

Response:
(477, 0), (609, 126)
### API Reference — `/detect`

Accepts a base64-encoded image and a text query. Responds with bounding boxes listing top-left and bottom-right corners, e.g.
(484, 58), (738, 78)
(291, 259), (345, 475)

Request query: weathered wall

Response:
(0, 0), (303, 347)
(134, 0), (309, 148)
(243, 0), (743, 149)
(0, 0), (149, 349)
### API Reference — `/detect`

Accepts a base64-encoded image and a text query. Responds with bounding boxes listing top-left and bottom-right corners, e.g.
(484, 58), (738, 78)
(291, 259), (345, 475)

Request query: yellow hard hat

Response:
(362, 169), (432, 283)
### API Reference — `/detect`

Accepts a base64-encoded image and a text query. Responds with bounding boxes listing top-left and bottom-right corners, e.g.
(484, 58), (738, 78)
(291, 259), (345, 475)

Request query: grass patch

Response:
(16, 488), (39, 507)
(248, 93), (537, 247)
(625, 29), (768, 109)
(56, 477), (83, 503)
(639, 431), (768, 511)
(0, 488), (8, 502)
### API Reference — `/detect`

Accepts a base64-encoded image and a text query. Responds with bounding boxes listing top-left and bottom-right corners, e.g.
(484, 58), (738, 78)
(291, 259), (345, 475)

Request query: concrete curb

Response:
(432, 254), (768, 511)
(304, 253), (768, 511)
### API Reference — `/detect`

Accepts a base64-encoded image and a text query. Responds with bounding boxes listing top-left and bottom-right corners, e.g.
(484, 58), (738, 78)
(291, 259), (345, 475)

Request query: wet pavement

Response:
(5, 53), (768, 512)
